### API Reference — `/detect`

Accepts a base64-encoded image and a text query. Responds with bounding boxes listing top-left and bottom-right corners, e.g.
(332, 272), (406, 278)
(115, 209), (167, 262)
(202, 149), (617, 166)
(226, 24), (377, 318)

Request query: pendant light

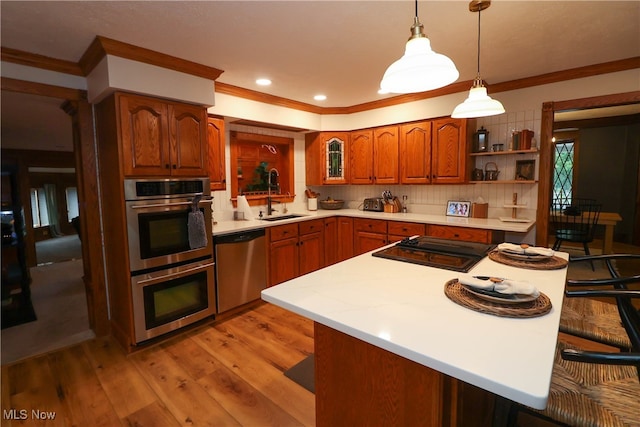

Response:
(380, 0), (459, 94)
(451, 0), (505, 118)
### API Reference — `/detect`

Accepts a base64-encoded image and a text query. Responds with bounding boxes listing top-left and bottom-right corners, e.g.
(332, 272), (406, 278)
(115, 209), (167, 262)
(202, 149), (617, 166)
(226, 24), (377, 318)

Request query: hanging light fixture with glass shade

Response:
(380, 0), (459, 94)
(451, 0), (505, 118)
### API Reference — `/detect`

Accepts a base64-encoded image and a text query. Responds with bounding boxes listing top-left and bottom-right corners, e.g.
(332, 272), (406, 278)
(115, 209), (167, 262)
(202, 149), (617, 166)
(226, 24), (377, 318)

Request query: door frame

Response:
(536, 91), (640, 248)
(1, 77), (110, 336)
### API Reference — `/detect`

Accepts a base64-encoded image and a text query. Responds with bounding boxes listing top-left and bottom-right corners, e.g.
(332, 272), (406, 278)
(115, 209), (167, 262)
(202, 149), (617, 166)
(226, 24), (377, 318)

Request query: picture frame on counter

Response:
(515, 159), (536, 181)
(446, 200), (471, 217)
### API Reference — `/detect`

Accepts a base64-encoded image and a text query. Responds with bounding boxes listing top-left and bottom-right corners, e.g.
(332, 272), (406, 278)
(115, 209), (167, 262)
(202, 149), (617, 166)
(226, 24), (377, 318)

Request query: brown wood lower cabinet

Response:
(354, 218), (388, 255)
(336, 217), (354, 262)
(299, 219), (324, 276)
(427, 224), (504, 244)
(268, 219), (324, 286)
(315, 322), (495, 427)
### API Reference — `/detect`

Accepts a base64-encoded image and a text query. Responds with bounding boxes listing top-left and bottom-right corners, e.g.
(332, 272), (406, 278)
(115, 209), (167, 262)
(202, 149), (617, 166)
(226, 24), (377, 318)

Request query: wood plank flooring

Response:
(0, 300), (624, 427)
(1, 302), (315, 427)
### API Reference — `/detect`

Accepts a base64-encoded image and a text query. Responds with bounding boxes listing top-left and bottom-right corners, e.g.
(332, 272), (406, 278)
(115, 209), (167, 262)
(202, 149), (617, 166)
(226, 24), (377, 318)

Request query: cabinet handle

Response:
(172, 164), (177, 169)
(454, 233), (460, 238)
(165, 164), (170, 169)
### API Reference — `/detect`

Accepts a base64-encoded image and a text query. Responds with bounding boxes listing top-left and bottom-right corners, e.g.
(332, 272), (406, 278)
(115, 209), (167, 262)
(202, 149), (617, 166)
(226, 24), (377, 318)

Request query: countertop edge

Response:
(213, 208), (535, 236)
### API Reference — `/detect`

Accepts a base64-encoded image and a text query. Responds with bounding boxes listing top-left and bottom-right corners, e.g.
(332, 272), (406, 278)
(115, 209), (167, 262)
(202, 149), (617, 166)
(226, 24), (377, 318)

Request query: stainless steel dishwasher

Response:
(213, 229), (266, 313)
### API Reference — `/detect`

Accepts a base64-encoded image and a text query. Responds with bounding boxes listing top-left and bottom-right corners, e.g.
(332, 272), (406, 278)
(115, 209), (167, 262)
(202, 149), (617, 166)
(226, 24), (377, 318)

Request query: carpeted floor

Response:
(1, 259), (94, 365)
(36, 234), (82, 265)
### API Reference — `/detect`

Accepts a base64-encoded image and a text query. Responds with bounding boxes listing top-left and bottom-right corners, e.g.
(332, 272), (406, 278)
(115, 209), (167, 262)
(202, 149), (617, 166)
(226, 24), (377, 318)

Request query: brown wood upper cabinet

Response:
(430, 118), (470, 184)
(350, 127), (399, 185)
(400, 118), (470, 185)
(305, 132), (350, 185)
(117, 93), (208, 177)
(350, 129), (374, 184)
(207, 116), (226, 191)
(400, 121), (432, 184)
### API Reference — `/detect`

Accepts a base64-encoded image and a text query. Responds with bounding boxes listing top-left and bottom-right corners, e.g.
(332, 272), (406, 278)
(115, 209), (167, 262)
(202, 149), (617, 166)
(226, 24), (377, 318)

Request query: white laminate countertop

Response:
(212, 208), (535, 236)
(261, 247), (568, 410)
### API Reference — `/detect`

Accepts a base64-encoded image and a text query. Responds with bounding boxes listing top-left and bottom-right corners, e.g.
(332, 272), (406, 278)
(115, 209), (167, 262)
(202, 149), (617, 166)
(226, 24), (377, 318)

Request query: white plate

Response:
(499, 250), (551, 262)
(461, 284), (538, 304)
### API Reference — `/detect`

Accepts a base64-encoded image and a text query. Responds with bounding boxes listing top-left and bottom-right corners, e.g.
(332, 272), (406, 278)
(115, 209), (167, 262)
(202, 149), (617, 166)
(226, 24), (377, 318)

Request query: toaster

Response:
(363, 197), (385, 212)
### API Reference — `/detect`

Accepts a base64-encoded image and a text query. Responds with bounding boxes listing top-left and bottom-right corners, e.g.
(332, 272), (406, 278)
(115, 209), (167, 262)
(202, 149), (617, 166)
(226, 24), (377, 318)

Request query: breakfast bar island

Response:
(262, 244), (569, 426)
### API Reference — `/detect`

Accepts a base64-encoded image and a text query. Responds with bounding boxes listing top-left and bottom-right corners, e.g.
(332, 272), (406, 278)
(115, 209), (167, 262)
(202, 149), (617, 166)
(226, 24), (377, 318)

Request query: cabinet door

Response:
(323, 133), (350, 185)
(373, 126), (399, 184)
(119, 94), (170, 177)
(400, 122), (432, 184)
(168, 103), (208, 176)
(354, 231), (387, 256)
(269, 237), (299, 286)
(431, 118), (467, 184)
(207, 116), (226, 190)
(350, 130), (374, 184)
(299, 232), (324, 275)
(337, 217), (354, 262)
(305, 132), (323, 186)
(324, 217), (338, 266)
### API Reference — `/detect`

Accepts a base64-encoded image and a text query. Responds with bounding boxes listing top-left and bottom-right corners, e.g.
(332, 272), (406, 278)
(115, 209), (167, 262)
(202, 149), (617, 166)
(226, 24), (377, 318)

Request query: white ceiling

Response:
(1, 1), (639, 152)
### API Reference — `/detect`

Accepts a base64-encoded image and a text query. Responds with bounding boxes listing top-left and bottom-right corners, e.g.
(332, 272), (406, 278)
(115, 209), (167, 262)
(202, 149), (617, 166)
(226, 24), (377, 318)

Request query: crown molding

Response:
(1, 46), (84, 76)
(1, 77), (87, 100)
(78, 36), (224, 81)
(3, 39), (638, 114)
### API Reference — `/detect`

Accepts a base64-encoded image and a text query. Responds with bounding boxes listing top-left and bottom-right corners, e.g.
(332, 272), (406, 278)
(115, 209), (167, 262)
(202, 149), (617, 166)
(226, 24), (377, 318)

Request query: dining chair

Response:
(560, 254), (640, 350)
(551, 198), (602, 270)
(500, 259), (640, 427)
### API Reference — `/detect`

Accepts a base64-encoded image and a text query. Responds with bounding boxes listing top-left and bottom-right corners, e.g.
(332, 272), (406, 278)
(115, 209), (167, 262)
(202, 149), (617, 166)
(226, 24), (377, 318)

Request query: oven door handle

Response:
(134, 261), (215, 285)
(130, 198), (212, 210)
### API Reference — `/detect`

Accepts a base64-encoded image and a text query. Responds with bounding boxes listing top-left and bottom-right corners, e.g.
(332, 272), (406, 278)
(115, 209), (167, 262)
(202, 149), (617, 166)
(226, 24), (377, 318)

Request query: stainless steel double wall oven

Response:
(125, 178), (215, 343)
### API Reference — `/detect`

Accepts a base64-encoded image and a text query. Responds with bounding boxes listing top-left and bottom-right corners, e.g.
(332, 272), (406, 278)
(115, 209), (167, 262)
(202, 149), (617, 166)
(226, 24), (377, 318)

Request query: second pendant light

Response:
(452, 0), (505, 118)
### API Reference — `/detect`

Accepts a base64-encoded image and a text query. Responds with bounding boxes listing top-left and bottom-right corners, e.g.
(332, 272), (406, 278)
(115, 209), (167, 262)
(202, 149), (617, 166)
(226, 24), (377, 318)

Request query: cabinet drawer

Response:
(269, 223), (299, 242)
(299, 219), (324, 235)
(427, 225), (491, 244)
(354, 218), (387, 234)
(387, 221), (426, 237)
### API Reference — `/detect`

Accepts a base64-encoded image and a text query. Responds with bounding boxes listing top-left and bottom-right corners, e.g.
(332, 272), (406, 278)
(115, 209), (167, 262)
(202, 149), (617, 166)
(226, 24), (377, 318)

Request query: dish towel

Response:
(188, 195), (208, 249)
(497, 243), (555, 257)
(458, 274), (540, 297)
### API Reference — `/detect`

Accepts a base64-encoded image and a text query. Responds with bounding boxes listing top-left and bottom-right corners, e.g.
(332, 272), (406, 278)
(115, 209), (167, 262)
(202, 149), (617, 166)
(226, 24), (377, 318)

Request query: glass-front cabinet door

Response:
(324, 134), (349, 184)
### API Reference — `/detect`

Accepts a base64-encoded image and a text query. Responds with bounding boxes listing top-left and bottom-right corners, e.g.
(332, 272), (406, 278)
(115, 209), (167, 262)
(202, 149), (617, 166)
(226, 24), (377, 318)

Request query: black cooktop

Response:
(372, 236), (495, 272)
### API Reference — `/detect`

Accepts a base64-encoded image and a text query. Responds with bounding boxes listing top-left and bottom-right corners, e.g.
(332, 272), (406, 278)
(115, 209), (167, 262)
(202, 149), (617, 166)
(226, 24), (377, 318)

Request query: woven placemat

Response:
(488, 250), (568, 270)
(444, 279), (552, 318)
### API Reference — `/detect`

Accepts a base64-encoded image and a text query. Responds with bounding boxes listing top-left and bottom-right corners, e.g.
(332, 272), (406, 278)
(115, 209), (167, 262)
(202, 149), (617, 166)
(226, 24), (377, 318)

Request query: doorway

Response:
(1, 84), (107, 362)
(537, 92), (640, 250)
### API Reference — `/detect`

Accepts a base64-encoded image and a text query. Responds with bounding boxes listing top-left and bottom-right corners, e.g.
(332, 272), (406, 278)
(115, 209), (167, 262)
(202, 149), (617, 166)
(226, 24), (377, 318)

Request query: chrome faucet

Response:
(267, 168), (280, 216)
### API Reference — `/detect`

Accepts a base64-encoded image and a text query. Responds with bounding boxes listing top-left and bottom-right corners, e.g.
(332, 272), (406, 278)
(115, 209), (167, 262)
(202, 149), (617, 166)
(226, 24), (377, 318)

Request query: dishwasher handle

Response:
(214, 228), (265, 245)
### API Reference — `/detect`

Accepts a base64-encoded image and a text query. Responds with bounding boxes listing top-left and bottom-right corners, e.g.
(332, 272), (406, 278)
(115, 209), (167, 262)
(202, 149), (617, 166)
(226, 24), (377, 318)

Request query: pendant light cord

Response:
(415, 0), (418, 18)
(477, 6), (481, 75)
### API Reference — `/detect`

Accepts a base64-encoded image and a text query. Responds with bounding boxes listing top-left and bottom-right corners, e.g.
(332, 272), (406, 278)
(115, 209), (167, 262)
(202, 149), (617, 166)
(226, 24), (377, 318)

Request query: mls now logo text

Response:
(4, 409), (57, 420)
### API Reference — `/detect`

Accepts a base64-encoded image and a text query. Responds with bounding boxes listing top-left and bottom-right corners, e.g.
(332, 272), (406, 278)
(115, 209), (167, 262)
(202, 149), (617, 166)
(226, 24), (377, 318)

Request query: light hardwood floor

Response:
(0, 300), (627, 427)
(1, 302), (315, 427)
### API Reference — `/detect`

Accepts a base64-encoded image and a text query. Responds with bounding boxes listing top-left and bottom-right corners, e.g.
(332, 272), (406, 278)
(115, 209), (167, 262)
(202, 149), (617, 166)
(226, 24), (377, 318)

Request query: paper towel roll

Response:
(236, 195), (253, 220)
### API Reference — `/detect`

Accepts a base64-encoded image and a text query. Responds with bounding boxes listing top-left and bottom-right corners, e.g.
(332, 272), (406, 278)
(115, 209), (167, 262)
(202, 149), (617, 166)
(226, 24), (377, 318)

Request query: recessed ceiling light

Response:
(256, 78), (272, 86)
(314, 94), (327, 101)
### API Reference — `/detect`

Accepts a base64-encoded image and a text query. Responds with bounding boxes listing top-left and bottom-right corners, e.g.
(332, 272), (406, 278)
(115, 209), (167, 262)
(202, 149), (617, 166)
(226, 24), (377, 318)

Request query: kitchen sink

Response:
(260, 214), (308, 222)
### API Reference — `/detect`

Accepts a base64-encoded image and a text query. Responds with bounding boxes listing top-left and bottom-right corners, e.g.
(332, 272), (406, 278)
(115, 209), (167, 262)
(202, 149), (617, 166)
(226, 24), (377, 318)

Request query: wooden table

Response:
(599, 212), (623, 254)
